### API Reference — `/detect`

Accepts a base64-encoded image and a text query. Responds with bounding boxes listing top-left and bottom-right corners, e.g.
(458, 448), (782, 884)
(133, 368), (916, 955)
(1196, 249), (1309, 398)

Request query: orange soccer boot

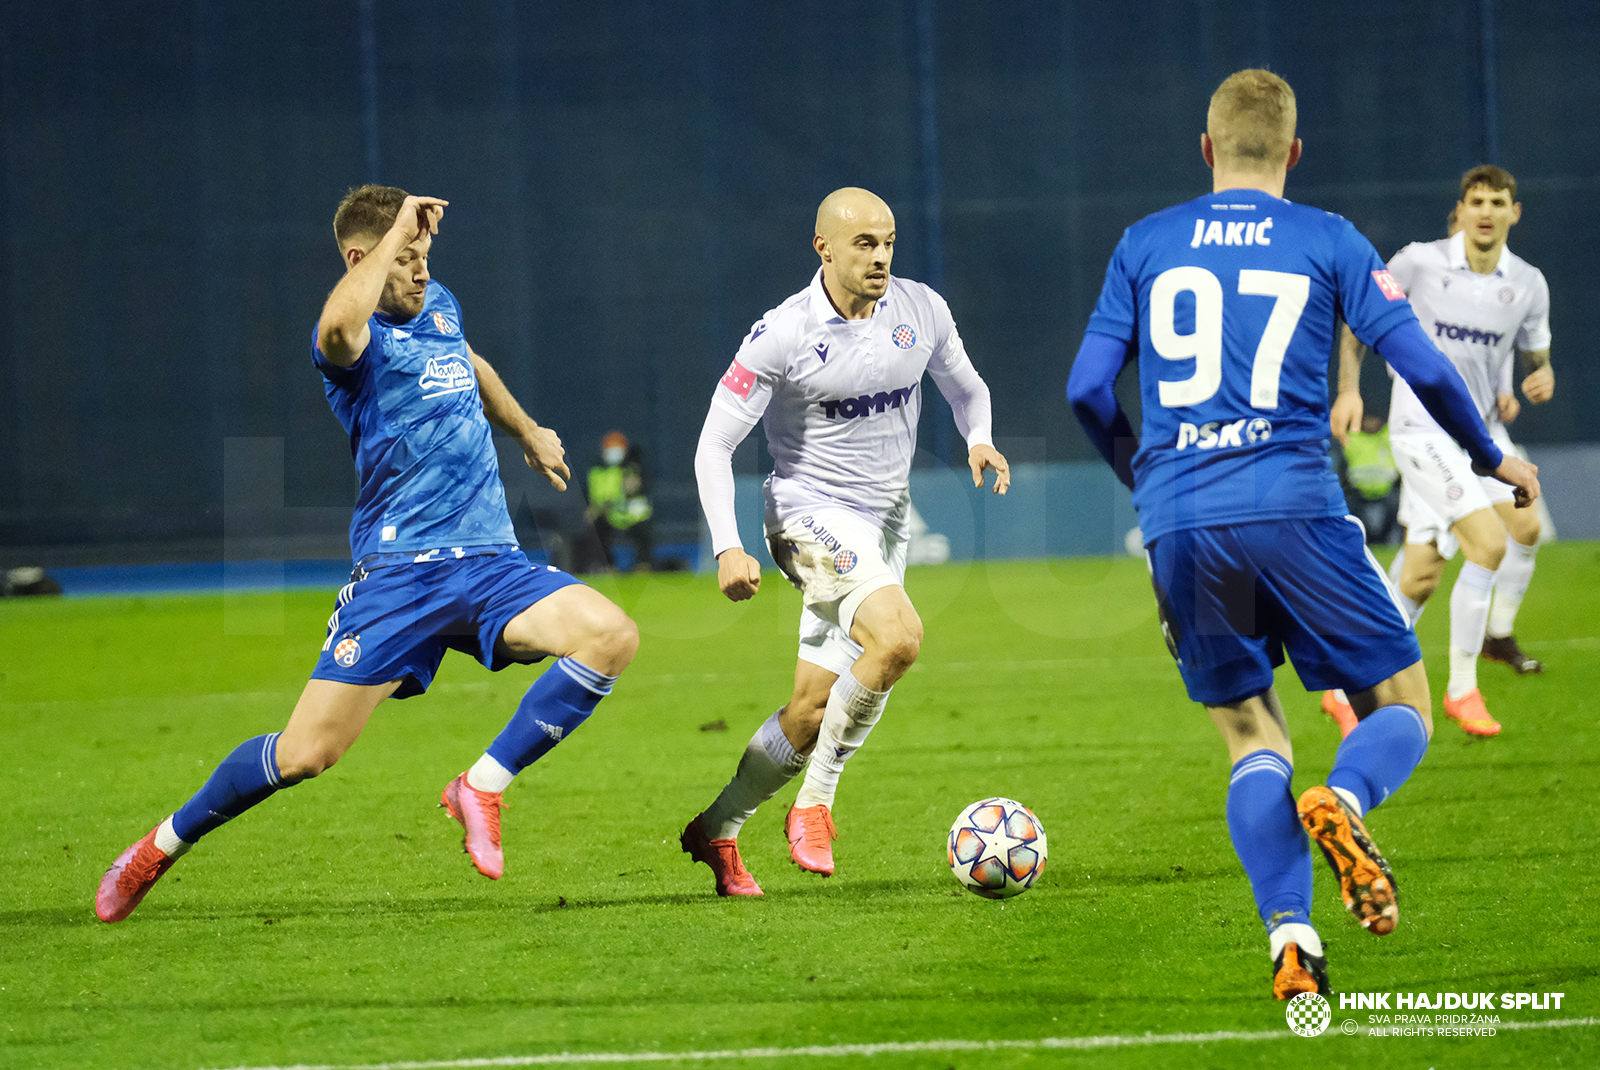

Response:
(1297, 786), (1399, 936)
(1443, 687), (1502, 737)
(1321, 690), (1358, 739)
(680, 813), (762, 897)
(441, 773), (506, 879)
(1272, 942), (1329, 1000)
(785, 804), (837, 876)
(96, 825), (179, 923)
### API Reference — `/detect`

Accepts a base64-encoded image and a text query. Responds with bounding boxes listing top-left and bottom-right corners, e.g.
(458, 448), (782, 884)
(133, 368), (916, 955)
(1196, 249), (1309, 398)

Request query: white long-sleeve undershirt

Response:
(929, 353), (994, 449)
(695, 404), (759, 558)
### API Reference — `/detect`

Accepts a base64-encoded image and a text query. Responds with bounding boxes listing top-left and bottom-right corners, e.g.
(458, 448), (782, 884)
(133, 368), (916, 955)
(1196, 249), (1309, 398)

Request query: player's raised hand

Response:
(393, 195), (449, 242)
(1522, 365), (1554, 404)
(969, 444), (1011, 495)
(716, 547), (762, 602)
(522, 425), (571, 491)
(1329, 390), (1364, 446)
(1489, 454), (1541, 508)
(1496, 391), (1521, 424)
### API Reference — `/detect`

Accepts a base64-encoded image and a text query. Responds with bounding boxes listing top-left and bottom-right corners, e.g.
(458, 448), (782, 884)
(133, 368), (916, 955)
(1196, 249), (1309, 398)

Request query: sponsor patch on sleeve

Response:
(720, 358), (757, 400)
(1371, 269), (1406, 301)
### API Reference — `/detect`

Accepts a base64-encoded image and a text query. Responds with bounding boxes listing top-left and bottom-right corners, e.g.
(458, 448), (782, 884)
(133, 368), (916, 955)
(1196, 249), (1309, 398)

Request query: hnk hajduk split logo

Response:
(1286, 992), (1332, 1037)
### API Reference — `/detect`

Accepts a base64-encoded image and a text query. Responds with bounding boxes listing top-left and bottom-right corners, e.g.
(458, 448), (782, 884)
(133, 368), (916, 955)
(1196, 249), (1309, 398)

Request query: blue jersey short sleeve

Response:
(1086, 237), (1139, 344)
(1333, 220), (1417, 347)
(309, 280), (518, 562)
(1091, 194), (1414, 540)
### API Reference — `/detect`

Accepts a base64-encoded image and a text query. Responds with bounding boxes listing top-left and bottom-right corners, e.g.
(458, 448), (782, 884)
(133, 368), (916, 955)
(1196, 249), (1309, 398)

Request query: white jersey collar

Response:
(1446, 230), (1508, 276)
(808, 268), (890, 324)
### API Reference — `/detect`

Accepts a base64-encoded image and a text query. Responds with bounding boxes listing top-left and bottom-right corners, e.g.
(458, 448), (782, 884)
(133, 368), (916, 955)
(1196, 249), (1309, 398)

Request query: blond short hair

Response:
(1207, 69), (1297, 171)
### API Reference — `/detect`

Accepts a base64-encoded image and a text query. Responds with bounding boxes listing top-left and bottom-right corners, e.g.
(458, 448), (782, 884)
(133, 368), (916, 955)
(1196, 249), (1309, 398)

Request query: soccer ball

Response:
(947, 797), (1048, 899)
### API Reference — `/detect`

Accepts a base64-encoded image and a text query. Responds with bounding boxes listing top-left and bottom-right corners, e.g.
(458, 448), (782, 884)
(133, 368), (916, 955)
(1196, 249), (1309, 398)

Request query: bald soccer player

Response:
(681, 188), (1010, 896)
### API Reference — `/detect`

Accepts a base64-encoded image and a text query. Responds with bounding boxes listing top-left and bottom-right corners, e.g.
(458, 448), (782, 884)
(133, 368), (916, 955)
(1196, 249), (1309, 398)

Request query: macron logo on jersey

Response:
(418, 355), (474, 398)
(1371, 270), (1406, 301)
(820, 384), (917, 420)
(721, 358), (756, 400)
(1434, 320), (1505, 346)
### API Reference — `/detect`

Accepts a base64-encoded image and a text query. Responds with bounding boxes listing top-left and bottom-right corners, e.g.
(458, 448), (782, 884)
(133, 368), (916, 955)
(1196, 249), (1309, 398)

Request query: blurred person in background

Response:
(586, 431), (655, 571)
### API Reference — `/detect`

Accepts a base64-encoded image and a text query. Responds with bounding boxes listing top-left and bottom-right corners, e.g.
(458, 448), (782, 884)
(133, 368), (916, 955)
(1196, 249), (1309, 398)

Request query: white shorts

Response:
(1392, 427), (1515, 559)
(766, 504), (908, 677)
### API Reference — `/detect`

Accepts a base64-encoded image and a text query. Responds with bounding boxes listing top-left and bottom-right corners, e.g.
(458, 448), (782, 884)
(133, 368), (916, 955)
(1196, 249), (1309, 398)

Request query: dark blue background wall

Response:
(3, 1), (1595, 555)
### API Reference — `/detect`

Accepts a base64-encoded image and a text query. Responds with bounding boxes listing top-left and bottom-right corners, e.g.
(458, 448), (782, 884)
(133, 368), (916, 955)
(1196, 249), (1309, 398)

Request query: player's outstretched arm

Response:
(468, 347), (570, 491)
(1486, 453), (1541, 506)
(1067, 331), (1139, 490)
(1520, 348), (1554, 404)
(317, 195), (447, 367)
(928, 348), (1006, 493)
(695, 403), (761, 602)
(1330, 324), (1366, 446)
(1375, 319), (1538, 505)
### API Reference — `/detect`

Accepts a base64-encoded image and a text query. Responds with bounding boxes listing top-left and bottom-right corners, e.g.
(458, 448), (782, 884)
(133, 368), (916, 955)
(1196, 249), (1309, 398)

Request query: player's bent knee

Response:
(866, 623), (921, 678)
(1472, 542), (1507, 571)
(573, 604), (639, 675)
(275, 740), (342, 781)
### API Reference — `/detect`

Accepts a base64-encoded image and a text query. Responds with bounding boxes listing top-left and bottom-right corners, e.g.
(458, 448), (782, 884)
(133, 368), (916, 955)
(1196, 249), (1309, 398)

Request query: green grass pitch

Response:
(2, 547), (1597, 1069)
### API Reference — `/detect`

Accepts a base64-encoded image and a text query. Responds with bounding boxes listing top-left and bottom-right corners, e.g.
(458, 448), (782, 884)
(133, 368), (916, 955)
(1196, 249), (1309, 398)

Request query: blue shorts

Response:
(311, 547), (582, 699)
(1145, 516), (1420, 706)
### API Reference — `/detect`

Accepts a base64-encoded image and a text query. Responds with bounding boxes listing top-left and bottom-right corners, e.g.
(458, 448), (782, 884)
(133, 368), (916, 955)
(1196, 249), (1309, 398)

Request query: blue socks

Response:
(171, 733), (289, 844)
(1327, 703), (1430, 815)
(485, 657), (616, 776)
(1227, 750), (1312, 931)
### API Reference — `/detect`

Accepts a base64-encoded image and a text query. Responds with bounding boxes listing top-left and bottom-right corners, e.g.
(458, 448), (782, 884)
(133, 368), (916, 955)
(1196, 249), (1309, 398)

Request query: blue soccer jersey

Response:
(1086, 193), (1418, 540)
(312, 281), (518, 562)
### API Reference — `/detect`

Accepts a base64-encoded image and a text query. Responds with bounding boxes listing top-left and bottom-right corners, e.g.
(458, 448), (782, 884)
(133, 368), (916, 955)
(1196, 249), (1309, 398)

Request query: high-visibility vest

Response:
(587, 464), (653, 528)
(1344, 427), (1399, 500)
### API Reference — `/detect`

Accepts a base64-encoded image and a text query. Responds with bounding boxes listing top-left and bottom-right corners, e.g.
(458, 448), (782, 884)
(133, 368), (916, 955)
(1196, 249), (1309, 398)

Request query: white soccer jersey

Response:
(1386, 231), (1551, 436)
(711, 269), (992, 532)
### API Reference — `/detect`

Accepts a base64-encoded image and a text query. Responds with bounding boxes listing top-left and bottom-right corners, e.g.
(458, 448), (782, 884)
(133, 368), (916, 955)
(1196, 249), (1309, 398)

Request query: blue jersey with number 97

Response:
(1086, 192), (1417, 540)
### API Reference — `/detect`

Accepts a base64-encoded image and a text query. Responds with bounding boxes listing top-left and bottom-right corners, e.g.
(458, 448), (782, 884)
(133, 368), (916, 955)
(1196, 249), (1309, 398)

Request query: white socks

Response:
(1487, 537), (1538, 639)
(793, 672), (891, 810)
(467, 753), (515, 794)
(1448, 561), (1496, 699)
(1330, 785), (1365, 819)
(702, 711), (808, 840)
(154, 815), (192, 858)
(1270, 922), (1324, 961)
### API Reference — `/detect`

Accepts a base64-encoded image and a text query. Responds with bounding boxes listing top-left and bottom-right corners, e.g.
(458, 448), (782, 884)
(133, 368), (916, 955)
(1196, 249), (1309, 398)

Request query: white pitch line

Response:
(200, 1016), (1600, 1070)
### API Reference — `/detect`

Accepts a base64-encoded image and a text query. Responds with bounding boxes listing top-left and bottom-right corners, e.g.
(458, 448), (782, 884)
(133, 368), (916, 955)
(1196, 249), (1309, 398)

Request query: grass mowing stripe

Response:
(202, 1018), (1600, 1070)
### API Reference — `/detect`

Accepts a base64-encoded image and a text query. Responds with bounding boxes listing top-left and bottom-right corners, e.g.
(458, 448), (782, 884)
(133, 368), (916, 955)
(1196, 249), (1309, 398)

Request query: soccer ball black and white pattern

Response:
(947, 797), (1048, 899)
